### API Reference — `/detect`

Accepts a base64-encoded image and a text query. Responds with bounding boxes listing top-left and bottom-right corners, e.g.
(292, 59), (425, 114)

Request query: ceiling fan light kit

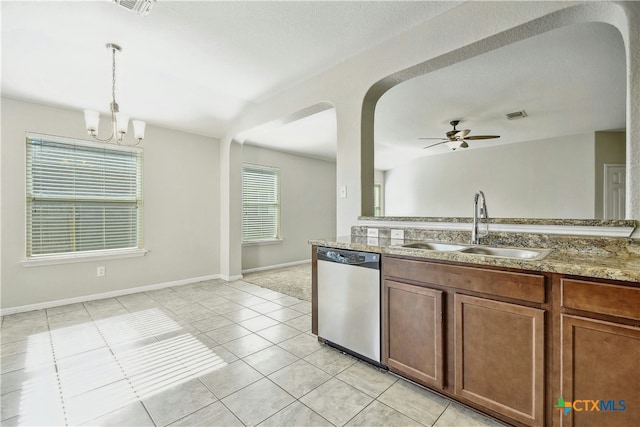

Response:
(420, 119), (500, 151)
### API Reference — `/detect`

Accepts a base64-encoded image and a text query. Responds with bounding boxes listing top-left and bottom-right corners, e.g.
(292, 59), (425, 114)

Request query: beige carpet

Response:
(243, 262), (312, 302)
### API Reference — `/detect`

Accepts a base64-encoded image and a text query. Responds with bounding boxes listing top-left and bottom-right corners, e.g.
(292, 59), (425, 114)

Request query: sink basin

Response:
(395, 241), (550, 260)
(460, 246), (549, 260)
(401, 242), (467, 251)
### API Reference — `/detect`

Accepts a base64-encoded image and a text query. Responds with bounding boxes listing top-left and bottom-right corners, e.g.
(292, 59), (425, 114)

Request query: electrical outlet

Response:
(97, 266), (106, 277)
(367, 228), (379, 238)
(391, 229), (405, 239)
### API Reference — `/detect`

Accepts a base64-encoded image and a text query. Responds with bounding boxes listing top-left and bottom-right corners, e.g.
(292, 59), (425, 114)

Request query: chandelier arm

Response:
(89, 109), (116, 143)
(116, 138), (143, 147)
(90, 133), (116, 143)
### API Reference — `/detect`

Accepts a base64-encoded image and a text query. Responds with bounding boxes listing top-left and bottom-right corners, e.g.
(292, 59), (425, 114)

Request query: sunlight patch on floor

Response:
(15, 308), (228, 425)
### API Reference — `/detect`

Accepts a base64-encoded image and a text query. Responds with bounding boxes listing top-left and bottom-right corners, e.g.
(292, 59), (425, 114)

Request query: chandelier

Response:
(84, 43), (146, 146)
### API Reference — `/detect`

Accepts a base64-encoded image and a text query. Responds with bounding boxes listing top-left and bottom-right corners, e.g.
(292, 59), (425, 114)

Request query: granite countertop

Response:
(309, 236), (640, 284)
(358, 216), (637, 227)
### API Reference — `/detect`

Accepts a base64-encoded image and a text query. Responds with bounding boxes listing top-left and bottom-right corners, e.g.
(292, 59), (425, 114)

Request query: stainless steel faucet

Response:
(471, 191), (489, 244)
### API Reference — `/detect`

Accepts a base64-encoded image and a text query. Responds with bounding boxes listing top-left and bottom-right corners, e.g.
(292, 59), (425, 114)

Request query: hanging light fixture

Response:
(84, 43), (146, 146)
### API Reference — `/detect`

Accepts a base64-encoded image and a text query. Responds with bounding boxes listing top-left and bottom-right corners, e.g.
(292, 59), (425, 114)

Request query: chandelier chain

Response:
(112, 47), (117, 107)
(111, 48), (118, 109)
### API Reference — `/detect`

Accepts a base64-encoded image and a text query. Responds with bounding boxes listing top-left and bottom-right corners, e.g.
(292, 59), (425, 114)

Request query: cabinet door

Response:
(384, 280), (444, 389)
(560, 315), (640, 427)
(455, 294), (544, 427)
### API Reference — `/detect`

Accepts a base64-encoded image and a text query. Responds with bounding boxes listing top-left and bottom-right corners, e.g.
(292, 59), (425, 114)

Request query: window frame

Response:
(241, 163), (281, 244)
(22, 132), (146, 266)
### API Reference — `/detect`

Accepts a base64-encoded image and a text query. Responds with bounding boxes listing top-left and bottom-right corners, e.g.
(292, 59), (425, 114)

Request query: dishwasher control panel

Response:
(317, 247), (379, 268)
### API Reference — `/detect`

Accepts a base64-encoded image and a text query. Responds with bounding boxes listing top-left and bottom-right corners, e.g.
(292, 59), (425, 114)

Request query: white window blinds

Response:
(26, 135), (143, 257)
(242, 163), (280, 242)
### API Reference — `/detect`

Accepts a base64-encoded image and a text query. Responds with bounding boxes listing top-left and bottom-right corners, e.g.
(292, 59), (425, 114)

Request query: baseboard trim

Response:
(242, 259), (311, 274)
(219, 274), (244, 282)
(0, 274), (221, 316)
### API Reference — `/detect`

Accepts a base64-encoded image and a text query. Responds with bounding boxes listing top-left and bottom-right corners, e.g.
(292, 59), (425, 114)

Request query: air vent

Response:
(114, 0), (156, 16)
(506, 110), (528, 120)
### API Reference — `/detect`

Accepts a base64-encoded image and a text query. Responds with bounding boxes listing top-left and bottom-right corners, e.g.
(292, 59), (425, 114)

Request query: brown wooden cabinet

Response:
(560, 315), (640, 427)
(558, 277), (640, 427)
(383, 280), (444, 389)
(454, 294), (545, 426)
(382, 256), (548, 426)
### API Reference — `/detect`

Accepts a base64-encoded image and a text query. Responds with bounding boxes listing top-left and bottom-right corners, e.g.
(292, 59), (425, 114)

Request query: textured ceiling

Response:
(1, 2), (626, 171)
(1, 0), (458, 139)
(244, 21), (626, 170)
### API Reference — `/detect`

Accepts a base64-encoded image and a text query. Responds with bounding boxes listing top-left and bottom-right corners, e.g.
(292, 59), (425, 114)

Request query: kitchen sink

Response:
(400, 242), (468, 251)
(396, 241), (550, 260)
(460, 246), (550, 260)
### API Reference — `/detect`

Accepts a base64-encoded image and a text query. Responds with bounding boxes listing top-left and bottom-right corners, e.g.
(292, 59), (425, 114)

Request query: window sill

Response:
(22, 248), (148, 267)
(242, 239), (283, 247)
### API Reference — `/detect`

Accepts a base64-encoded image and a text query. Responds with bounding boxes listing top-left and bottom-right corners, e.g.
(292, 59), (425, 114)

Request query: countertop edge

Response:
(309, 238), (640, 284)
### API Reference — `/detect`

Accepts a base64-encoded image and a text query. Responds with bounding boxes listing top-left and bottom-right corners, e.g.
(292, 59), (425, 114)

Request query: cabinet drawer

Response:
(561, 278), (640, 321)
(383, 256), (545, 303)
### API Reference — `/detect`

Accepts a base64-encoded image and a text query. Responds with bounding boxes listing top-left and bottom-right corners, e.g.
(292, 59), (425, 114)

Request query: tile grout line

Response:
(428, 401), (451, 427)
(45, 308), (70, 426)
(87, 300), (175, 426)
(92, 313), (151, 425)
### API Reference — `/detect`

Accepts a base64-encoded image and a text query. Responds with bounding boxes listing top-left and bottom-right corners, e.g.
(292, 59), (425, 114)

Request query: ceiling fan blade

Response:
(459, 141), (469, 148)
(455, 129), (471, 138)
(423, 141), (447, 149)
(418, 137), (447, 140)
(464, 135), (500, 140)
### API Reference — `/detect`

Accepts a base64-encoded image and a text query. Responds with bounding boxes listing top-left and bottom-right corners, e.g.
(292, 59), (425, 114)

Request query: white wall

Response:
(1, 98), (220, 309)
(384, 134), (595, 219)
(219, 1), (640, 255)
(241, 145), (336, 271)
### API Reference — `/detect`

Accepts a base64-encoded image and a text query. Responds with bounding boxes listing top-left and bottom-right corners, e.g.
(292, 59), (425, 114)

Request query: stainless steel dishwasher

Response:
(317, 246), (381, 365)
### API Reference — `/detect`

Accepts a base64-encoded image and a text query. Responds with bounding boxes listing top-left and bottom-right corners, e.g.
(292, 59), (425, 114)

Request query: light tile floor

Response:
(1, 279), (504, 426)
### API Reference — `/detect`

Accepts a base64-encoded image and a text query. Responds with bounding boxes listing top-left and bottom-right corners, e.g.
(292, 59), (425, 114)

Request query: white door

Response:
(604, 164), (626, 219)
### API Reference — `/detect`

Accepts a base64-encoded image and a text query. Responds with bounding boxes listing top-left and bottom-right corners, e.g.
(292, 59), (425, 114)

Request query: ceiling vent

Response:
(114, 0), (156, 16)
(506, 110), (528, 120)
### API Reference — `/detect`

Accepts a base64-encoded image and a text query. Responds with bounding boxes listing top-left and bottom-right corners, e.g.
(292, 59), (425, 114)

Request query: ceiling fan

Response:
(420, 120), (500, 150)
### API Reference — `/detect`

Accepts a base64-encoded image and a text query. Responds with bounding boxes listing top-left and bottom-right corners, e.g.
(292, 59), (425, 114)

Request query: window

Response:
(242, 163), (280, 242)
(374, 184), (383, 216)
(26, 134), (143, 257)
